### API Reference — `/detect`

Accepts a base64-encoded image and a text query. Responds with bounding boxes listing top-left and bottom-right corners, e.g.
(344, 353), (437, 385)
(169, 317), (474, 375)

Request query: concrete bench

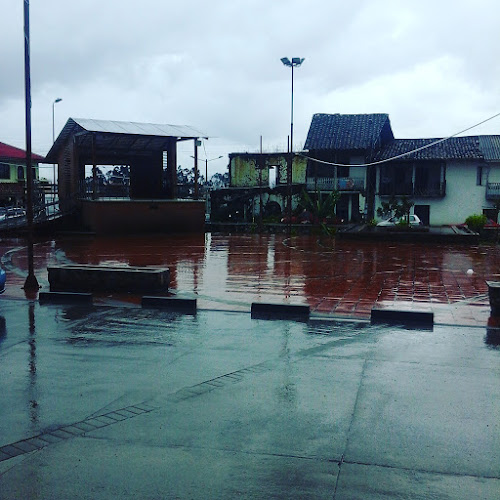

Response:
(142, 296), (197, 314)
(251, 302), (310, 320)
(48, 265), (170, 294)
(39, 291), (93, 305)
(371, 307), (434, 327)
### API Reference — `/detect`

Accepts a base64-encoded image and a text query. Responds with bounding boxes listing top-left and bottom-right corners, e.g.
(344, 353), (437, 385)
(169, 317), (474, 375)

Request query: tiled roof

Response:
(374, 136), (495, 161)
(478, 136), (500, 161)
(0, 141), (45, 162)
(304, 113), (394, 151)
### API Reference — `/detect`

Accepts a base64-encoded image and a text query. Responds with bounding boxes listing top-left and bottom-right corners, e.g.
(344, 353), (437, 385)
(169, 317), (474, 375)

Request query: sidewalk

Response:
(0, 301), (499, 498)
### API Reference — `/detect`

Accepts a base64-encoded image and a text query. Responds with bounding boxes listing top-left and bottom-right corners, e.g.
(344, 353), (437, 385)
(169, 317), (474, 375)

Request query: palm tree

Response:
(300, 189), (340, 227)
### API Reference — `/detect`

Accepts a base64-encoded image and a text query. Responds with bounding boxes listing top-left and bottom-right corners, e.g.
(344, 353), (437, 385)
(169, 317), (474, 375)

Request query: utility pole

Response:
(23, 0), (39, 292)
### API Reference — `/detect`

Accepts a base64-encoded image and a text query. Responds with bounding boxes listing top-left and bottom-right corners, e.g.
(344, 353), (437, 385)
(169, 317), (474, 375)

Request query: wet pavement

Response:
(1, 233), (499, 498)
(1, 233), (500, 325)
(0, 301), (499, 498)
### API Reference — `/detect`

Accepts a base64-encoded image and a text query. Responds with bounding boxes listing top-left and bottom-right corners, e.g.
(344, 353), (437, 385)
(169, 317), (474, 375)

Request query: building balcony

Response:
(379, 183), (413, 197)
(305, 177), (364, 191)
(413, 181), (446, 198)
(379, 181), (446, 198)
(486, 182), (500, 200)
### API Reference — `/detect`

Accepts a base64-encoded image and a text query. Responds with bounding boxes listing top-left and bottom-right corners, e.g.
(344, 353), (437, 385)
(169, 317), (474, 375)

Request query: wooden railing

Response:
(306, 177), (364, 191)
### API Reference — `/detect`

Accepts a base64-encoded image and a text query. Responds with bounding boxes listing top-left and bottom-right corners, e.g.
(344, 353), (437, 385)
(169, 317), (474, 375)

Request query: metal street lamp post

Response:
(52, 98), (62, 200)
(23, 0), (39, 292)
(280, 57), (304, 229)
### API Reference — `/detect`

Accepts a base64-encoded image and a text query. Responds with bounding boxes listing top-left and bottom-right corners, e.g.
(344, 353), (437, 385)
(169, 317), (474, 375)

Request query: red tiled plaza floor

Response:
(1, 233), (498, 326)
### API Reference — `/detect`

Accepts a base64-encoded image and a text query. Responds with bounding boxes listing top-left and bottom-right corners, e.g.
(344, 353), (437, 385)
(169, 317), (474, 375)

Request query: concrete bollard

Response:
(486, 281), (500, 316)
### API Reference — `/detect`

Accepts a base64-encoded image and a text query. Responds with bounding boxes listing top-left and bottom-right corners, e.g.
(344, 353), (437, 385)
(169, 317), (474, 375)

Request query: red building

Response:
(0, 141), (45, 207)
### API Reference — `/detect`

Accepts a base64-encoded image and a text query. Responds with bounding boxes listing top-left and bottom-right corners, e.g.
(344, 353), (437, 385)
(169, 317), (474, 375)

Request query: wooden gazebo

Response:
(45, 118), (208, 233)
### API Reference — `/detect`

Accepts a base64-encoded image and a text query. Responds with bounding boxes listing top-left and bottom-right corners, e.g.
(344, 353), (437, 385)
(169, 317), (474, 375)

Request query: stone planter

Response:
(486, 281), (500, 316)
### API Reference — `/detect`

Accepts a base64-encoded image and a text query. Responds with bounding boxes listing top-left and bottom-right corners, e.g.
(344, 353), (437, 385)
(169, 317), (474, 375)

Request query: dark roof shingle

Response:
(304, 113), (394, 151)
(478, 136), (500, 161)
(374, 136), (486, 161)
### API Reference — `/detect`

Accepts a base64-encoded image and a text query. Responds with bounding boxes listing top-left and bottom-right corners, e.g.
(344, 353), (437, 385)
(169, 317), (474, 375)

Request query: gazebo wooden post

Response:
(167, 138), (177, 199)
(92, 133), (97, 200)
(193, 139), (199, 199)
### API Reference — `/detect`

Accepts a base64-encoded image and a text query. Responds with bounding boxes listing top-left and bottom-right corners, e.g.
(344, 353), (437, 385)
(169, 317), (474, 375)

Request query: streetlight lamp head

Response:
(281, 57), (305, 67)
(54, 98), (62, 103)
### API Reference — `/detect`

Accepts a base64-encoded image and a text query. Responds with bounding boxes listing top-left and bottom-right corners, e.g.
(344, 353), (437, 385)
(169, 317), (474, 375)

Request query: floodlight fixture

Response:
(281, 57), (305, 68)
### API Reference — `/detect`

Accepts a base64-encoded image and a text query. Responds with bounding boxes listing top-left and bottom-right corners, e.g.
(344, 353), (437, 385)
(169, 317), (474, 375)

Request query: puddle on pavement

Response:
(1, 233), (498, 316)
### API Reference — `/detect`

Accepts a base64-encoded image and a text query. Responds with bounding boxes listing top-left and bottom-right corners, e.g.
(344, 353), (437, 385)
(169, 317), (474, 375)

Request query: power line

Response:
(298, 111), (500, 167)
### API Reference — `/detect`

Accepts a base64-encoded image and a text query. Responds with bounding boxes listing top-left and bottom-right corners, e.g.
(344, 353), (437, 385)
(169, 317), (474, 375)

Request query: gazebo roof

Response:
(45, 118), (209, 164)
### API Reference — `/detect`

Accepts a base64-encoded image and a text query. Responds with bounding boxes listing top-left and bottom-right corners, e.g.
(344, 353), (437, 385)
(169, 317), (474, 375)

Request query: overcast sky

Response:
(1, 0), (500, 179)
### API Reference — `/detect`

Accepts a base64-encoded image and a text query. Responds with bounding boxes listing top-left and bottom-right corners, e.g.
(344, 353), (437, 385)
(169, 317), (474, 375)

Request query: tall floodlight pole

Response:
(23, 0), (39, 292)
(280, 57), (304, 231)
(52, 98), (62, 199)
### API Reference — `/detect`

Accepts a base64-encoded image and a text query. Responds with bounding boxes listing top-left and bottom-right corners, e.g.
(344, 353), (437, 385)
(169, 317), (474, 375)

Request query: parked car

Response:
(377, 214), (422, 227)
(0, 207), (26, 222)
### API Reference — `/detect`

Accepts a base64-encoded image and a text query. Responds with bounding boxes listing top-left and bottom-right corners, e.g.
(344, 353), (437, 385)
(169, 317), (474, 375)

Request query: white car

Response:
(377, 214), (422, 227)
(0, 208), (26, 222)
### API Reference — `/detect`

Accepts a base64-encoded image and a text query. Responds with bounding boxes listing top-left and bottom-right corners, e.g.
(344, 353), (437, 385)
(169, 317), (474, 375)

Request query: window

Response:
(337, 166), (350, 178)
(476, 166), (483, 186)
(0, 163), (10, 180)
(379, 163), (413, 195)
(17, 166), (25, 180)
(414, 162), (444, 196)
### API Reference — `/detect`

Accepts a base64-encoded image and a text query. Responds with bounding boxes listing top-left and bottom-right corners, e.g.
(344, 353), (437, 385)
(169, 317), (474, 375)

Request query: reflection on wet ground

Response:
(1, 233), (499, 325)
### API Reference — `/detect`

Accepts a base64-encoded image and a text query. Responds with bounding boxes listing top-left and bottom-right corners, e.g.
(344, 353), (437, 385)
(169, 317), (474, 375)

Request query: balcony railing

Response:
(486, 182), (500, 200)
(413, 181), (446, 198)
(379, 183), (413, 196)
(305, 177), (364, 191)
(380, 181), (446, 198)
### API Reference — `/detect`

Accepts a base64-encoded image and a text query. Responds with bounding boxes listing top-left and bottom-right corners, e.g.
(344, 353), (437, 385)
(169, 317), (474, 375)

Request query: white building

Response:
(303, 114), (500, 225)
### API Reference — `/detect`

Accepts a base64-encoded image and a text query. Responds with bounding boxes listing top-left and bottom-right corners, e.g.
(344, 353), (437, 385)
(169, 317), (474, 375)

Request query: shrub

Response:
(465, 214), (487, 232)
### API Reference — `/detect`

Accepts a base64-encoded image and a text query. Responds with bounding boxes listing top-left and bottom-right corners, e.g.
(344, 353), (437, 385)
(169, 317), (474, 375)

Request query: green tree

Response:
(300, 189), (340, 222)
(465, 214), (487, 232)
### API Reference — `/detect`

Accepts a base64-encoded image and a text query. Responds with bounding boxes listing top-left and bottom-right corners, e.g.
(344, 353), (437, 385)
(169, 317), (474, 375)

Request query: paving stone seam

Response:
(342, 459), (500, 481)
(169, 361), (274, 402)
(0, 403), (157, 463)
(141, 440), (339, 464)
(333, 358), (370, 498)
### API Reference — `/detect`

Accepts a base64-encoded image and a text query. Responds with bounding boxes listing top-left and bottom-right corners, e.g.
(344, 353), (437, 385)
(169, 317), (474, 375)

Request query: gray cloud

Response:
(1, 0), (499, 174)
